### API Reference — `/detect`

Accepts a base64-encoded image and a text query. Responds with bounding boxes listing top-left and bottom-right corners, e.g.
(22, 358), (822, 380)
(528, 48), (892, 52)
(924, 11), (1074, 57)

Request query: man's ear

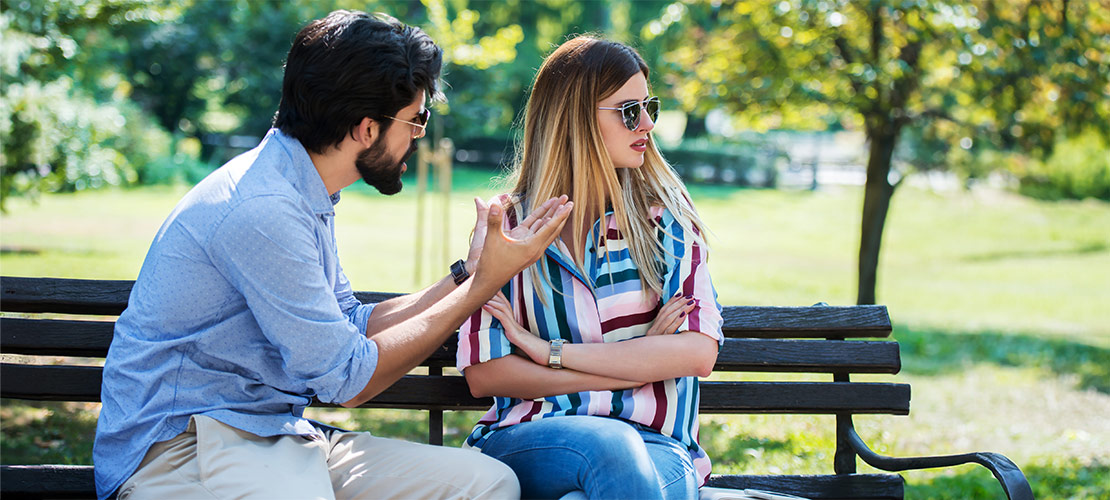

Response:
(354, 116), (379, 147)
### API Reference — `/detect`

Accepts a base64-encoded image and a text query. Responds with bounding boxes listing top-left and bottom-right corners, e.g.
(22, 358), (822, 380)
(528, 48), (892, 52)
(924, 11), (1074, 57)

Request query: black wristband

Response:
(450, 259), (470, 285)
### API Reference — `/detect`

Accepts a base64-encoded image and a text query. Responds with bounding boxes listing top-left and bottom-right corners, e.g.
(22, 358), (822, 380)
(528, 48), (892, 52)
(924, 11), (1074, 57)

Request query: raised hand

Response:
(644, 292), (697, 336)
(473, 196), (572, 288)
(464, 197), (491, 273)
(482, 292), (550, 365)
(465, 196), (567, 273)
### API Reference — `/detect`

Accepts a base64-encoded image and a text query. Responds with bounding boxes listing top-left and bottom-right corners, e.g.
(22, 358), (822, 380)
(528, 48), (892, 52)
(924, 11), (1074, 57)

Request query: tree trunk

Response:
(857, 125), (900, 305)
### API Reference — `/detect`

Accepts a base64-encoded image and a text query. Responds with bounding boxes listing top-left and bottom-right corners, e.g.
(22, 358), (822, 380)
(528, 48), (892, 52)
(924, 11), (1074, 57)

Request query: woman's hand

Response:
(482, 291), (550, 365)
(644, 293), (697, 336)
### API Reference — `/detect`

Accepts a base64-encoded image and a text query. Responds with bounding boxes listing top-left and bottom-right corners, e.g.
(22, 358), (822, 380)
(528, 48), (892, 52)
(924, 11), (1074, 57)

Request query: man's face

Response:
(356, 94), (427, 195)
(355, 135), (416, 195)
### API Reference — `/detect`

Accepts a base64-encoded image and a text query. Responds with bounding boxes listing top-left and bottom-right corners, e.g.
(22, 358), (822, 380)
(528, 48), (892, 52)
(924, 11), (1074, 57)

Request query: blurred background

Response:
(2, 0), (1108, 498)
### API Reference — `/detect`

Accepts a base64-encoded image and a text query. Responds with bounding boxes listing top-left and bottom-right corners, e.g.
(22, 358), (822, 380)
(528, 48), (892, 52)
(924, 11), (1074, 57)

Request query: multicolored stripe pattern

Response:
(457, 202), (724, 486)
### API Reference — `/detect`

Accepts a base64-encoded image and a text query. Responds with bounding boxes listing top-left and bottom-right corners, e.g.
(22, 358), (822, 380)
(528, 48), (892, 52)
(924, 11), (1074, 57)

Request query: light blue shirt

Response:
(93, 129), (379, 499)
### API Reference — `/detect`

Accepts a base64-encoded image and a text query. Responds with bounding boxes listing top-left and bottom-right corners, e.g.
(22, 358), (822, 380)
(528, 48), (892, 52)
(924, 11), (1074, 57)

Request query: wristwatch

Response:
(450, 259), (470, 285)
(548, 339), (567, 369)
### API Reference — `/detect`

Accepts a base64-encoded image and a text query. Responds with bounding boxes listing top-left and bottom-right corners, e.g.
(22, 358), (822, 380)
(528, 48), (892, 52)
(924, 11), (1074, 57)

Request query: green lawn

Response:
(2, 167), (1108, 498)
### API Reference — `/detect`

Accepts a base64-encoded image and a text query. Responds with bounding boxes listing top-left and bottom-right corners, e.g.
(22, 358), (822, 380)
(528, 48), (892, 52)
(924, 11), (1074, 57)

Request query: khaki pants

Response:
(117, 415), (519, 500)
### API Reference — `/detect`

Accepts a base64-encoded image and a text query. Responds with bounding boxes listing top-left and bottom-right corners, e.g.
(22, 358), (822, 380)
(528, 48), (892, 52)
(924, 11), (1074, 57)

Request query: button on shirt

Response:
(93, 129), (379, 499)
(457, 199), (724, 486)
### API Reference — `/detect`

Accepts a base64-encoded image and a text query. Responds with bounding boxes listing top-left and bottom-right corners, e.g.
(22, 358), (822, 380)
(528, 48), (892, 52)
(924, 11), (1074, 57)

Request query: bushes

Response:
(1017, 130), (1110, 201)
(0, 76), (172, 211)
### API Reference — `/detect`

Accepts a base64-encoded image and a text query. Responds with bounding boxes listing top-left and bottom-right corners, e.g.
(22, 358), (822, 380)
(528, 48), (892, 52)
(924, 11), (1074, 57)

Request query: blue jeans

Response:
(477, 415), (698, 500)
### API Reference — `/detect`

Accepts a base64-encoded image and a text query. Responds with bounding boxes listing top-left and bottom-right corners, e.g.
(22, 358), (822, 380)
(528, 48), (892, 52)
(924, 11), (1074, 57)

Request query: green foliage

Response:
(1, 3), (172, 211)
(651, 0), (1110, 186)
(1017, 130), (1110, 201)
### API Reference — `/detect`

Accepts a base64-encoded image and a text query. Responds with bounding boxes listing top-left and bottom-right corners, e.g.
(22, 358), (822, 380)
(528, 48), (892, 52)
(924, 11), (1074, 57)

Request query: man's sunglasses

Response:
(598, 96), (660, 131)
(385, 108), (432, 139)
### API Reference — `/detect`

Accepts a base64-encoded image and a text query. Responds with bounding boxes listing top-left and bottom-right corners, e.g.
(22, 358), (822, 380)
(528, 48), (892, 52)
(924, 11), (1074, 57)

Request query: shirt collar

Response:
(264, 128), (340, 215)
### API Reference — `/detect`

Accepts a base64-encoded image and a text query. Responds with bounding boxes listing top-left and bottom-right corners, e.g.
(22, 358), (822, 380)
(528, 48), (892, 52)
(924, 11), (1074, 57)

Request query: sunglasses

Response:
(385, 108), (432, 139)
(598, 96), (660, 131)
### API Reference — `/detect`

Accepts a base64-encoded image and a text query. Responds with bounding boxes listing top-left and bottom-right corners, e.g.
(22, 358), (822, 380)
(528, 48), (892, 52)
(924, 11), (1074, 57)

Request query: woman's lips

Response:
(630, 139), (647, 152)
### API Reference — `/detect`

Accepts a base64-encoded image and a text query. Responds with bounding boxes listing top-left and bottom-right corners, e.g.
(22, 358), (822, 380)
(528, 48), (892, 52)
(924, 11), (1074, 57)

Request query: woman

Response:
(457, 36), (723, 500)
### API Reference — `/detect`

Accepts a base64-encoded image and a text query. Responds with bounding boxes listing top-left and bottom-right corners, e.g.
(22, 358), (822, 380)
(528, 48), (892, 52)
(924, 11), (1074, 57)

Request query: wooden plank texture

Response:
(2, 277), (892, 339)
(0, 465), (97, 499)
(1, 277), (133, 316)
(706, 473), (905, 500)
(0, 318), (114, 357)
(1, 364), (909, 414)
(1, 317), (902, 374)
(721, 305), (892, 339)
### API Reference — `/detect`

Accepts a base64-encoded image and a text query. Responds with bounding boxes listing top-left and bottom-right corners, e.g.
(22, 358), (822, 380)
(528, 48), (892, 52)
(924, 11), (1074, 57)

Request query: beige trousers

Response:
(117, 415), (519, 500)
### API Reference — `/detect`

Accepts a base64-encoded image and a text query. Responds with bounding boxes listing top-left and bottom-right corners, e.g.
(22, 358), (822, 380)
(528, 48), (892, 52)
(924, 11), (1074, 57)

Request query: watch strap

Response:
(450, 259), (470, 285)
(548, 339), (566, 369)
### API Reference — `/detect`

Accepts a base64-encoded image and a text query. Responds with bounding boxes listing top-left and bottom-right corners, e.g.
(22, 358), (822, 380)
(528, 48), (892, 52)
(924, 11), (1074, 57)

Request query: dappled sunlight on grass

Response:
(0, 401), (99, 465)
(895, 326), (1110, 394)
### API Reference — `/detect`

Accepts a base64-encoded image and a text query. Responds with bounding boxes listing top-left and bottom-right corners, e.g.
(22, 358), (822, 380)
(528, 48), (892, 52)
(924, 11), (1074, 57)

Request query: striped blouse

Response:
(456, 199), (724, 486)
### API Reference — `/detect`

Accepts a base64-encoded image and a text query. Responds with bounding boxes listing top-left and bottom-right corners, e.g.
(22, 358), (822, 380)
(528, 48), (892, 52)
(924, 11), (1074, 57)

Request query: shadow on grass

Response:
(906, 457), (1108, 500)
(0, 400), (97, 465)
(961, 240), (1108, 262)
(894, 326), (1110, 394)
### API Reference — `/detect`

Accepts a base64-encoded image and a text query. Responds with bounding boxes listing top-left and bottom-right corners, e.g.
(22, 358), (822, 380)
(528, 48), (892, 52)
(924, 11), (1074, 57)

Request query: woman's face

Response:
(597, 72), (656, 169)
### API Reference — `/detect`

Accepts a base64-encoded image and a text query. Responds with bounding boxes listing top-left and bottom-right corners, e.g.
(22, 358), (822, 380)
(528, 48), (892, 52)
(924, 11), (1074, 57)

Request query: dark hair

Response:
(273, 11), (443, 154)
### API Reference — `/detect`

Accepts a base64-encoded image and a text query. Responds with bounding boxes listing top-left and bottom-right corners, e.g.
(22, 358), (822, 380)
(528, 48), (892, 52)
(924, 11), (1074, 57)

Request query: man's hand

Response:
(473, 196), (572, 288)
(465, 196), (567, 274)
(464, 197), (490, 273)
(644, 293), (697, 336)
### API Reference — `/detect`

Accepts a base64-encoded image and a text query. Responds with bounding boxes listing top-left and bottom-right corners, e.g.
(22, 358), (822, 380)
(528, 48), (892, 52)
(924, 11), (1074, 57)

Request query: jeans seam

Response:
(657, 462), (694, 489)
(495, 445), (603, 496)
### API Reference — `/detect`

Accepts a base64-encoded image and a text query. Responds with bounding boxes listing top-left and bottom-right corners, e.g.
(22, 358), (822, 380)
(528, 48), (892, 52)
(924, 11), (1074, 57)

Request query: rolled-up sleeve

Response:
(656, 206), (724, 346)
(208, 196), (378, 404)
(334, 261), (376, 336)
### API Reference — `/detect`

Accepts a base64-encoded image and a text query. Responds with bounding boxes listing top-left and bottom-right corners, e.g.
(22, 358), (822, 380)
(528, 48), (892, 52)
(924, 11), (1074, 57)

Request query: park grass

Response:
(2, 167), (1109, 498)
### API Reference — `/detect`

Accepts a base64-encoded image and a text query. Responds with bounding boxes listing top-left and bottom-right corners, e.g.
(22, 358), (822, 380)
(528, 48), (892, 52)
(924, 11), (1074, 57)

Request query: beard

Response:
(355, 137), (418, 195)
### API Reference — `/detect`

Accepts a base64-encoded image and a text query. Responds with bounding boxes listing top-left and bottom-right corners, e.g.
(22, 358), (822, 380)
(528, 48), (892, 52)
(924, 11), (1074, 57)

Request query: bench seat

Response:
(0, 276), (1032, 499)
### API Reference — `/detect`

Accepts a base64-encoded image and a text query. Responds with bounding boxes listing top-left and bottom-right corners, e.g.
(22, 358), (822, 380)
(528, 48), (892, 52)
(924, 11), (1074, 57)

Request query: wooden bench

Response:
(1, 276), (1033, 499)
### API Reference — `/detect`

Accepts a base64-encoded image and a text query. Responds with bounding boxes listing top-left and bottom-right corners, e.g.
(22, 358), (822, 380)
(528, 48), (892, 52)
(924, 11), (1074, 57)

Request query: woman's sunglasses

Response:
(598, 96), (660, 131)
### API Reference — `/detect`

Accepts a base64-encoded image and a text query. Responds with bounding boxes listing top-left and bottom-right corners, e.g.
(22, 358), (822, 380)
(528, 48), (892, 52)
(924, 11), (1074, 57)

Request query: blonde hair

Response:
(505, 36), (709, 300)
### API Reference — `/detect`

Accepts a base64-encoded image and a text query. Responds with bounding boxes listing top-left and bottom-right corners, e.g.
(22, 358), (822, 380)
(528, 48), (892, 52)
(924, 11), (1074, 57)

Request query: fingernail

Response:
(684, 294), (692, 299)
(679, 311), (686, 317)
(490, 204), (501, 216)
(687, 299), (694, 305)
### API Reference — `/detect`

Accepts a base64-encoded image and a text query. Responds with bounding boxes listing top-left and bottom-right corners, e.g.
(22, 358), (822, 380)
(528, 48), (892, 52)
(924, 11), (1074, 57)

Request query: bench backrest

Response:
(1, 276), (905, 434)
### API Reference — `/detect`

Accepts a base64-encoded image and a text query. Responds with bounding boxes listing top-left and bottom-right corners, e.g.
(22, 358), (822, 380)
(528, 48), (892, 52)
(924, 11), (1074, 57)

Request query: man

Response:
(93, 11), (571, 499)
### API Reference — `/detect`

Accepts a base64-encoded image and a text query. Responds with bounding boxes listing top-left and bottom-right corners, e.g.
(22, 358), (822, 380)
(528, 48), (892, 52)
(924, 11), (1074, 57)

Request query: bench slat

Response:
(2, 277), (892, 339)
(0, 465), (97, 499)
(721, 305), (892, 338)
(707, 473), (904, 500)
(1, 364), (909, 414)
(1, 318), (901, 374)
(0, 465), (905, 500)
(1, 318), (114, 357)
(1, 277), (134, 316)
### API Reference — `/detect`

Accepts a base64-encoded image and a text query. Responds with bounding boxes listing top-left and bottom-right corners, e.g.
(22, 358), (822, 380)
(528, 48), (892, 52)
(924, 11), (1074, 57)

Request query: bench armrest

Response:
(846, 427), (1034, 500)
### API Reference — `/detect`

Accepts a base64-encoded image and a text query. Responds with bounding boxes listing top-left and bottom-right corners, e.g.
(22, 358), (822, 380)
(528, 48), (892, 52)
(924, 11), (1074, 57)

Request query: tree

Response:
(651, 0), (1110, 304)
(0, 0), (173, 210)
